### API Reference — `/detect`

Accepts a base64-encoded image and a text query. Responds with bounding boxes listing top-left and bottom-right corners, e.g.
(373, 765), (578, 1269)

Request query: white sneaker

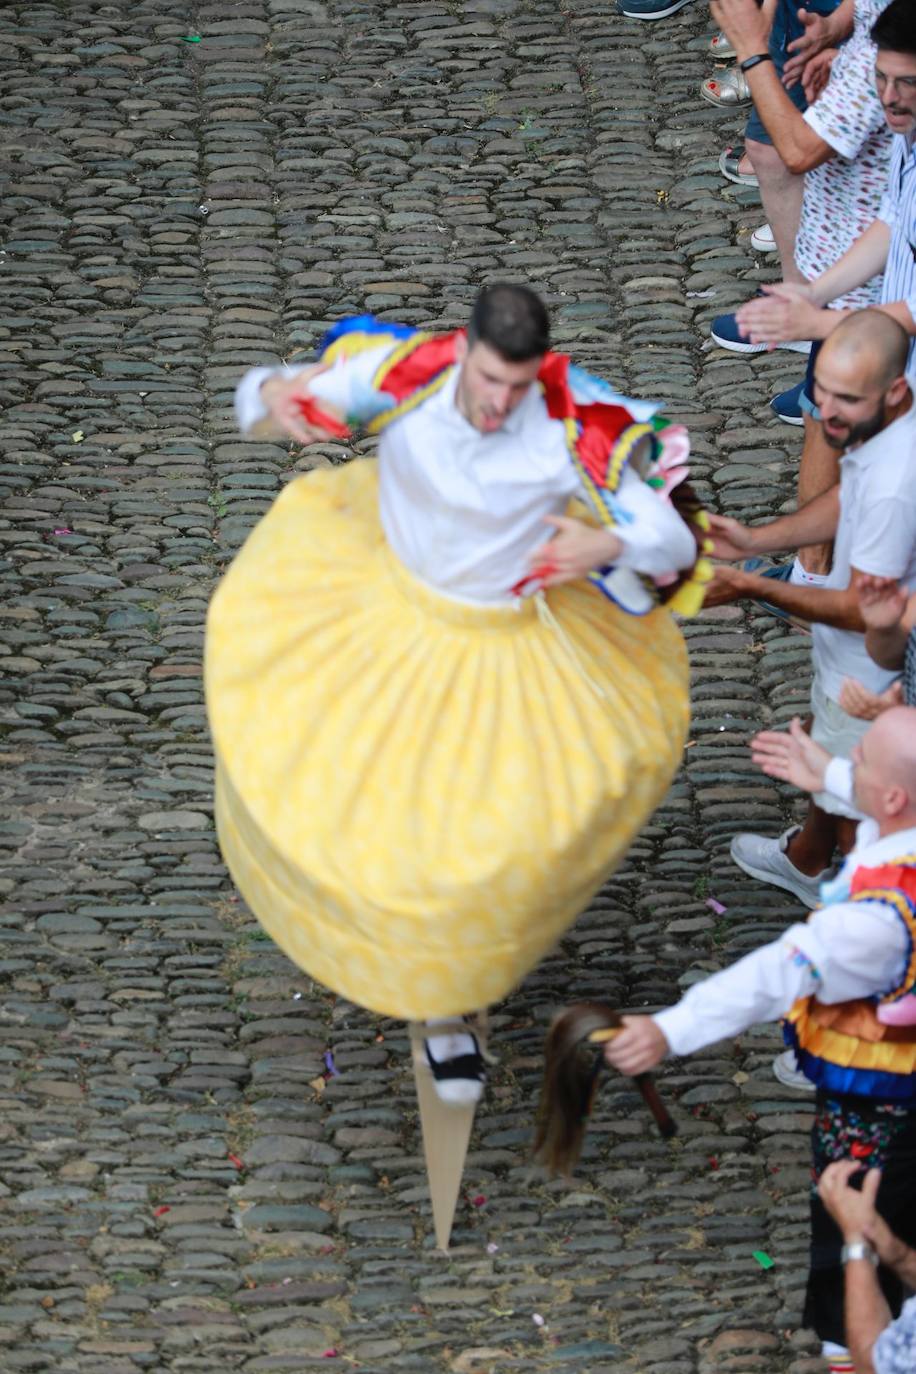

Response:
(750, 223), (777, 253)
(772, 1049), (815, 1091)
(730, 826), (832, 908)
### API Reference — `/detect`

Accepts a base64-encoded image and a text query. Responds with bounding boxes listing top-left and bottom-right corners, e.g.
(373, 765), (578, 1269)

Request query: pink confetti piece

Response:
(321, 1350), (339, 1359)
(227, 1153), (244, 1170)
(53, 528), (72, 536)
(486, 1242), (499, 1254)
(706, 897), (728, 916)
(471, 1194), (486, 1208)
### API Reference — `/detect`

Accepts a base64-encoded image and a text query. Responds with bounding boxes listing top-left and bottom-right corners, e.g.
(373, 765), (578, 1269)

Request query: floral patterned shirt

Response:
(794, 0), (893, 307)
(874, 1294), (916, 1374)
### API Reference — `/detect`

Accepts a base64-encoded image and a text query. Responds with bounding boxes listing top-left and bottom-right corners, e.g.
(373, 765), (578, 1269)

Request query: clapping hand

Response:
(750, 716), (829, 794)
(735, 282), (821, 348)
(839, 677), (903, 720)
(857, 575), (908, 632)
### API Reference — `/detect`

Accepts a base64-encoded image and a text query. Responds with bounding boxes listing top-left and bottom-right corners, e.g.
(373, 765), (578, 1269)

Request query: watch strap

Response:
(841, 1241), (878, 1265)
(739, 53), (774, 73)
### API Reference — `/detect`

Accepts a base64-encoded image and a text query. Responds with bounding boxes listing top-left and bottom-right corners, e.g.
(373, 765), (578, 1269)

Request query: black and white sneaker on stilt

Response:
(423, 1024), (486, 1105)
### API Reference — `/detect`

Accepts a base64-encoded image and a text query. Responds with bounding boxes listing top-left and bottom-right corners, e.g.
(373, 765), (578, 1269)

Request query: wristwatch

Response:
(739, 53), (774, 73)
(841, 1241), (878, 1265)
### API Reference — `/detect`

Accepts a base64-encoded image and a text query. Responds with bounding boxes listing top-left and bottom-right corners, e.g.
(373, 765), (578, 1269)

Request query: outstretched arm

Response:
(606, 899), (911, 1076)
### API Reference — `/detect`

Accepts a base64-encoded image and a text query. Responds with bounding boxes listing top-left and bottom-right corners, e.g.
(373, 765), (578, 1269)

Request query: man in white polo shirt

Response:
(703, 310), (916, 906)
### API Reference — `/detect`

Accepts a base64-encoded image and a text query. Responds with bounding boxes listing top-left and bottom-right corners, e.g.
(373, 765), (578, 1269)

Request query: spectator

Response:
(819, 1162), (916, 1374)
(704, 311), (916, 906)
(710, 0), (851, 296)
(600, 706), (916, 1374)
(734, 0), (916, 578)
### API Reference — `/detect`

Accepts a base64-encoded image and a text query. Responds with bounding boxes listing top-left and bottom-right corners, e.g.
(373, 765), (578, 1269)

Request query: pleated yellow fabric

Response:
(206, 460), (689, 1019)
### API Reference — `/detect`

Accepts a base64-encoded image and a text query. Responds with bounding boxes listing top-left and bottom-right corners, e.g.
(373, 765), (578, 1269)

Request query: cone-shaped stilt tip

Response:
(409, 1016), (487, 1252)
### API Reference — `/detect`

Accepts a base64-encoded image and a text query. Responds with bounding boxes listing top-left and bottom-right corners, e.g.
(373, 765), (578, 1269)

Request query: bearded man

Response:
(703, 309), (916, 907)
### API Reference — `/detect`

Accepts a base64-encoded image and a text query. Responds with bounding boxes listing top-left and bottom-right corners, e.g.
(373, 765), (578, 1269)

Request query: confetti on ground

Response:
(486, 1241), (499, 1254)
(532, 1314), (545, 1327)
(181, 34), (201, 41)
(71, 430), (84, 442)
(53, 528), (72, 536)
(753, 1251), (775, 1269)
(706, 897), (728, 915)
(227, 1153), (244, 1170)
(324, 1050), (339, 1076)
(153, 1205), (171, 1217)
(471, 1194), (486, 1208)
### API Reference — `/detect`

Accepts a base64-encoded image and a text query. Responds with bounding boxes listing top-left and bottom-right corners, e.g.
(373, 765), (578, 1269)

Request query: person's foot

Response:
(750, 223), (777, 253)
(719, 147), (758, 186)
(708, 31), (736, 59)
(771, 379), (805, 426)
(710, 309), (812, 355)
(424, 1023), (485, 1105)
(772, 1049), (816, 1091)
(617, 0), (694, 16)
(730, 826), (833, 908)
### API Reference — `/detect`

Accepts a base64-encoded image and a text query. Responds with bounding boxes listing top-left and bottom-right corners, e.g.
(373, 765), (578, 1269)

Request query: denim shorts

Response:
(800, 340), (823, 418)
(745, 0), (844, 147)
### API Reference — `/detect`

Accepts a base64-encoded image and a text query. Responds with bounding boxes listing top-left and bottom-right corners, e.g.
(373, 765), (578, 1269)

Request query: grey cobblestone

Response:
(1, 0), (824, 1370)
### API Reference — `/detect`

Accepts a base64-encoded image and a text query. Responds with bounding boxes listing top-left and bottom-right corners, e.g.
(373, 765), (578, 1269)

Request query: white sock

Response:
(821, 1343), (853, 1373)
(425, 1020), (483, 1105)
(790, 556), (828, 588)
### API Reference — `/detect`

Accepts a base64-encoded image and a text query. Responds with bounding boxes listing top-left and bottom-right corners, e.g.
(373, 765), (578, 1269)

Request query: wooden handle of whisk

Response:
(634, 1072), (677, 1139)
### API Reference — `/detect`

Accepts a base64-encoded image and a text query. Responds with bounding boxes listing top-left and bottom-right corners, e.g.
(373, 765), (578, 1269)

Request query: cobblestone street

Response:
(0, 2), (829, 1370)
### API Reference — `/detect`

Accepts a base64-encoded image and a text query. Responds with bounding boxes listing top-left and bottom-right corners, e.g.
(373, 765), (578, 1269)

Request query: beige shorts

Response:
(810, 671), (868, 819)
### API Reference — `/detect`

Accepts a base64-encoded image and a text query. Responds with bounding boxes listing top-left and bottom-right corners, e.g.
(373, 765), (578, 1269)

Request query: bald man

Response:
(600, 706), (916, 1374)
(702, 311), (916, 911)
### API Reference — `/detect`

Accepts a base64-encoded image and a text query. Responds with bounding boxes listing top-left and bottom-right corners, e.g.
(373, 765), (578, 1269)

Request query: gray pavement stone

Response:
(0, 0), (824, 1369)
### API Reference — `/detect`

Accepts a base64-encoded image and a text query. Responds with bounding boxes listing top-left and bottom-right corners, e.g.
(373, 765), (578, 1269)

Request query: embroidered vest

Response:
(313, 317), (712, 616)
(784, 855), (916, 1102)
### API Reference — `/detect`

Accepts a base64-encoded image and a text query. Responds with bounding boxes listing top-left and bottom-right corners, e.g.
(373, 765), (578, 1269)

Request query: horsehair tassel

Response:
(533, 1001), (676, 1176)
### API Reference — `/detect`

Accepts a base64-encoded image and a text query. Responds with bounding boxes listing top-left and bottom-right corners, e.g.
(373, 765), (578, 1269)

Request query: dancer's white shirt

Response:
(655, 803), (916, 1059)
(235, 348), (697, 605)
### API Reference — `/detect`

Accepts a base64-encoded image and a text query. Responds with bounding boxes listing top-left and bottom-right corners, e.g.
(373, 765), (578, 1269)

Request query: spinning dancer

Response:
(205, 285), (706, 1230)
(600, 708), (916, 1374)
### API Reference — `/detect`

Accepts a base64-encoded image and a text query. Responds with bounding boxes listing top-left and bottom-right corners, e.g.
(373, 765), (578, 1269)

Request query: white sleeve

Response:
(609, 464), (697, 578)
(234, 341), (399, 435)
(824, 756), (855, 810)
(653, 900), (910, 1058)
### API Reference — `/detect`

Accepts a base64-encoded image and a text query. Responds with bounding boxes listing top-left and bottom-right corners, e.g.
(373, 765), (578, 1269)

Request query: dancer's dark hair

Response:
(534, 1002), (676, 1176)
(468, 284), (551, 362)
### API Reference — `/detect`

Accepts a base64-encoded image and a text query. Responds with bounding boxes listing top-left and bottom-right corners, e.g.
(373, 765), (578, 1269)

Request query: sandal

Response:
(719, 146), (759, 187)
(708, 31), (736, 59)
(701, 66), (751, 109)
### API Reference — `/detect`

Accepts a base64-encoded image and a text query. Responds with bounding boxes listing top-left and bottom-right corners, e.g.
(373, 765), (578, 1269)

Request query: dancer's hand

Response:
(751, 716), (829, 793)
(602, 1016), (668, 1076)
(857, 575), (908, 632)
(532, 515), (622, 586)
(257, 364), (338, 444)
(839, 676), (903, 721)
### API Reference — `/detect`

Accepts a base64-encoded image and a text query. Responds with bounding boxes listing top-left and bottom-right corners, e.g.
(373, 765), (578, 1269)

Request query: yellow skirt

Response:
(205, 460), (689, 1019)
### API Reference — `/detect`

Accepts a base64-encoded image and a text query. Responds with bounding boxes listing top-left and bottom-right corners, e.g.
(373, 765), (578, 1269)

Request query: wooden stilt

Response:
(409, 1013), (488, 1253)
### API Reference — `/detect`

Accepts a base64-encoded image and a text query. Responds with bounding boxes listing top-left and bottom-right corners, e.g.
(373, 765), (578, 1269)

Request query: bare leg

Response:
(745, 138), (805, 284)
(796, 415), (839, 576)
(784, 799), (839, 874)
